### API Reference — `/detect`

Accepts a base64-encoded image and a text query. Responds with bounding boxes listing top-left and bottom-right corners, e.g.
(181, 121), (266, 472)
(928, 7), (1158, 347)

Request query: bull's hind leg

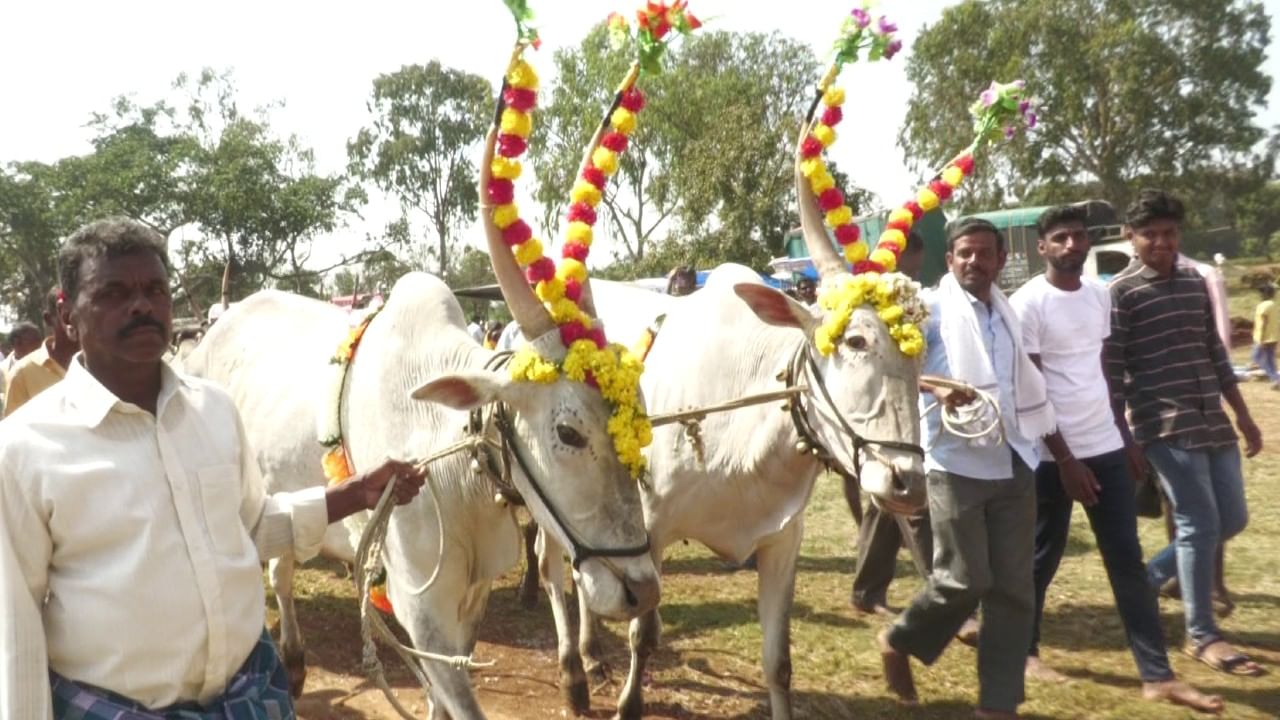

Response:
(614, 606), (660, 720)
(756, 516), (804, 720)
(268, 555), (308, 697)
(536, 530), (591, 714)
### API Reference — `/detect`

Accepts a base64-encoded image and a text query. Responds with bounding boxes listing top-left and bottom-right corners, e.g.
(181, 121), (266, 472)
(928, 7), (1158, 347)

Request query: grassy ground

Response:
(277, 371), (1280, 720)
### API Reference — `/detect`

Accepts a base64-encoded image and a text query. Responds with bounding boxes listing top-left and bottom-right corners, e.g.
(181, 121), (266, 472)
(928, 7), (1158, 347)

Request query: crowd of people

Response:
(864, 191), (1262, 718)
(0, 188), (1269, 719)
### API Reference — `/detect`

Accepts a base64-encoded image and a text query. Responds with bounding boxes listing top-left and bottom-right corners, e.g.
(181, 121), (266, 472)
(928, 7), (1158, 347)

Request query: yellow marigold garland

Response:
(510, 341), (650, 477)
(814, 273), (927, 358)
(320, 309), (382, 484)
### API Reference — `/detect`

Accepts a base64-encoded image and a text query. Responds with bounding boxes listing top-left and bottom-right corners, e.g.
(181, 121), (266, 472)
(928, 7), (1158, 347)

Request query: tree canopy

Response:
(900, 0), (1272, 214)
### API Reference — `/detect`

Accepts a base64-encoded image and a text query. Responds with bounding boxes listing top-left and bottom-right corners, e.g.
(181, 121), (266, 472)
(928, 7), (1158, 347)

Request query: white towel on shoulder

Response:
(936, 273), (1055, 442)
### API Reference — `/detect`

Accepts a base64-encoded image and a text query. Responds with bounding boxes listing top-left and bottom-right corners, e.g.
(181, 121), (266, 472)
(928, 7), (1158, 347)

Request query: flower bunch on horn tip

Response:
(501, 0), (542, 48)
(971, 79), (1038, 142)
(835, 2), (903, 64)
(608, 1), (702, 75)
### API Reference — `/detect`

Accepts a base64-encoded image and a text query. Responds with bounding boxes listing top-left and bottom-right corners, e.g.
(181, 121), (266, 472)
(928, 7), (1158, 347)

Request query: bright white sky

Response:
(3, 0), (1280, 272)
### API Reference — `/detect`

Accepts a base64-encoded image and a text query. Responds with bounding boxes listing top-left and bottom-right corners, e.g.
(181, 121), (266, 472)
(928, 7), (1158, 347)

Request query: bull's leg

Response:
(536, 529), (591, 715)
(756, 516), (804, 720)
(614, 606), (660, 720)
(268, 555), (307, 697)
(412, 583), (493, 720)
(576, 585), (611, 686)
(520, 520), (541, 609)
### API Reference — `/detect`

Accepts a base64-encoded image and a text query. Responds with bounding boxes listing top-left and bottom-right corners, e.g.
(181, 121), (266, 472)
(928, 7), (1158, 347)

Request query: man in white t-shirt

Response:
(1009, 205), (1220, 711)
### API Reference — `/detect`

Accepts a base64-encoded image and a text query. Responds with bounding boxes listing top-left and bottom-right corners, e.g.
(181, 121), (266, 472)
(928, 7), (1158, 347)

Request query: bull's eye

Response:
(555, 424), (588, 449)
(846, 334), (868, 351)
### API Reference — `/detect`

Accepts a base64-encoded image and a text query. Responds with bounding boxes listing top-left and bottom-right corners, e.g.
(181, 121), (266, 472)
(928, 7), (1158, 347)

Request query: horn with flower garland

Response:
(795, 5), (1039, 359)
(478, 2), (700, 478)
(798, 5), (1038, 274)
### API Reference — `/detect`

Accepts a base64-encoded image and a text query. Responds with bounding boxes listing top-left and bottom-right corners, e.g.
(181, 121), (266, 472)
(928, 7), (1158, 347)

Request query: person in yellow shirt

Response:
(3, 287), (79, 417)
(1250, 283), (1280, 387)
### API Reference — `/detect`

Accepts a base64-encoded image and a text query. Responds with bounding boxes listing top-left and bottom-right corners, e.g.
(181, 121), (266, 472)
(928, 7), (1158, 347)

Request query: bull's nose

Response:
(622, 574), (661, 614)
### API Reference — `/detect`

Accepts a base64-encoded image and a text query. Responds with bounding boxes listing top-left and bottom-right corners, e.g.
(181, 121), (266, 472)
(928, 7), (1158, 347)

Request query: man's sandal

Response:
(1184, 640), (1266, 677)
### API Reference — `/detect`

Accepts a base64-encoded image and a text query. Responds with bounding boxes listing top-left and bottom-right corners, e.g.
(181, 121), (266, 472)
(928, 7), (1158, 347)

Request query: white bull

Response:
(536, 169), (927, 719)
(185, 263), (660, 717)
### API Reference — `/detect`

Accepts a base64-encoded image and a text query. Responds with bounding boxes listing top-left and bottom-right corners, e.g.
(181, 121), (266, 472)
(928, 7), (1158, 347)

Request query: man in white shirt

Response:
(0, 217), (427, 720)
(1009, 205), (1221, 712)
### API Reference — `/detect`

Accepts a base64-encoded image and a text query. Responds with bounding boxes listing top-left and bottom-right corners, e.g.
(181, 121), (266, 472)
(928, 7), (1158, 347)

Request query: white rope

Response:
(353, 435), (503, 720)
(919, 376), (1004, 444)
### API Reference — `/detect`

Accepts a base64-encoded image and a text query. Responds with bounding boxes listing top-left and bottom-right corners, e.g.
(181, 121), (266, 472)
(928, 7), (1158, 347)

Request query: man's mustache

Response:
(118, 315), (167, 339)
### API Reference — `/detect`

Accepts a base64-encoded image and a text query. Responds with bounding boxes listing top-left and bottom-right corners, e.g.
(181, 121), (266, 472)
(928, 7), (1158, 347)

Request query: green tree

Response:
(53, 69), (362, 313)
(900, 0), (1272, 212)
(1237, 179), (1280, 259)
(347, 62), (493, 278)
(0, 163), (76, 323)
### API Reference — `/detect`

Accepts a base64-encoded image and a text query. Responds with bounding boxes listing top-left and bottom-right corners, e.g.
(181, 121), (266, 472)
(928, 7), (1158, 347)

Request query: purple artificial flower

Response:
(1018, 100), (1030, 114)
(850, 7), (871, 28)
(884, 38), (904, 60)
(877, 15), (898, 34)
(1026, 111), (1038, 128)
(1004, 126), (1017, 140)
(980, 88), (998, 107)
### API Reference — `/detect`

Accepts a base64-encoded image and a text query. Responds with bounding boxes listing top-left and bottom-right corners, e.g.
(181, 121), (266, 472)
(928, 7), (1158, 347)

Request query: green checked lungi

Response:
(50, 629), (293, 720)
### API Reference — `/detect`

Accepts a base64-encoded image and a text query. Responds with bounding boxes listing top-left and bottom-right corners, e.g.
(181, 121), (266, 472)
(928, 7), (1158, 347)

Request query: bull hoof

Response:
(562, 678), (591, 715)
(283, 646), (307, 698)
(615, 696), (643, 720)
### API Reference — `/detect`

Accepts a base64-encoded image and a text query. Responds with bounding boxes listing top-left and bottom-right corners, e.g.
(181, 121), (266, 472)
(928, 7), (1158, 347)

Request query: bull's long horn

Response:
(570, 120), (610, 319)
(794, 124), (846, 280)
(480, 128), (556, 340)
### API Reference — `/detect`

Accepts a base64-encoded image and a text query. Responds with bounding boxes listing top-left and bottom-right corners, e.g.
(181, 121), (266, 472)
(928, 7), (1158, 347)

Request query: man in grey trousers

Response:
(879, 218), (1055, 720)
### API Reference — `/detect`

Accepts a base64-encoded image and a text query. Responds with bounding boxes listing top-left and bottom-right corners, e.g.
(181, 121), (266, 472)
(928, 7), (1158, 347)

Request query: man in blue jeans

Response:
(1106, 189), (1265, 677)
(1011, 204), (1222, 711)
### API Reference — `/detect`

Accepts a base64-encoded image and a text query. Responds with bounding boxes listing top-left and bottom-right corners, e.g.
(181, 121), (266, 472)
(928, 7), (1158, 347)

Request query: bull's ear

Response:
(734, 284), (820, 334)
(410, 372), (509, 410)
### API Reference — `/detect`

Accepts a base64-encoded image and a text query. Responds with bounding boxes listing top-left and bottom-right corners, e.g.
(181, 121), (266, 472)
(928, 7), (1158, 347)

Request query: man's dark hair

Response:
(1035, 204), (1089, 238)
(1125, 189), (1185, 229)
(58, 217), (170, 302)
(944, 216), (1005, 253)
(7, 322), (39, 346)
(903, 228), (924, 256)
(796, 276), (815, 289)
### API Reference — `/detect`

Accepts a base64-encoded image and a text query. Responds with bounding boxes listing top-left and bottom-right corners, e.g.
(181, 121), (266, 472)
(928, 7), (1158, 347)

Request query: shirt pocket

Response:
(195, 464), (248, 558)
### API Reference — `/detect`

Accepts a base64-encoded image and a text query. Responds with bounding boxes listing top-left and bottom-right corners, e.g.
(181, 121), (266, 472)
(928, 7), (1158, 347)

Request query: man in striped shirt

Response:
(1105, 189), (1264, 677)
